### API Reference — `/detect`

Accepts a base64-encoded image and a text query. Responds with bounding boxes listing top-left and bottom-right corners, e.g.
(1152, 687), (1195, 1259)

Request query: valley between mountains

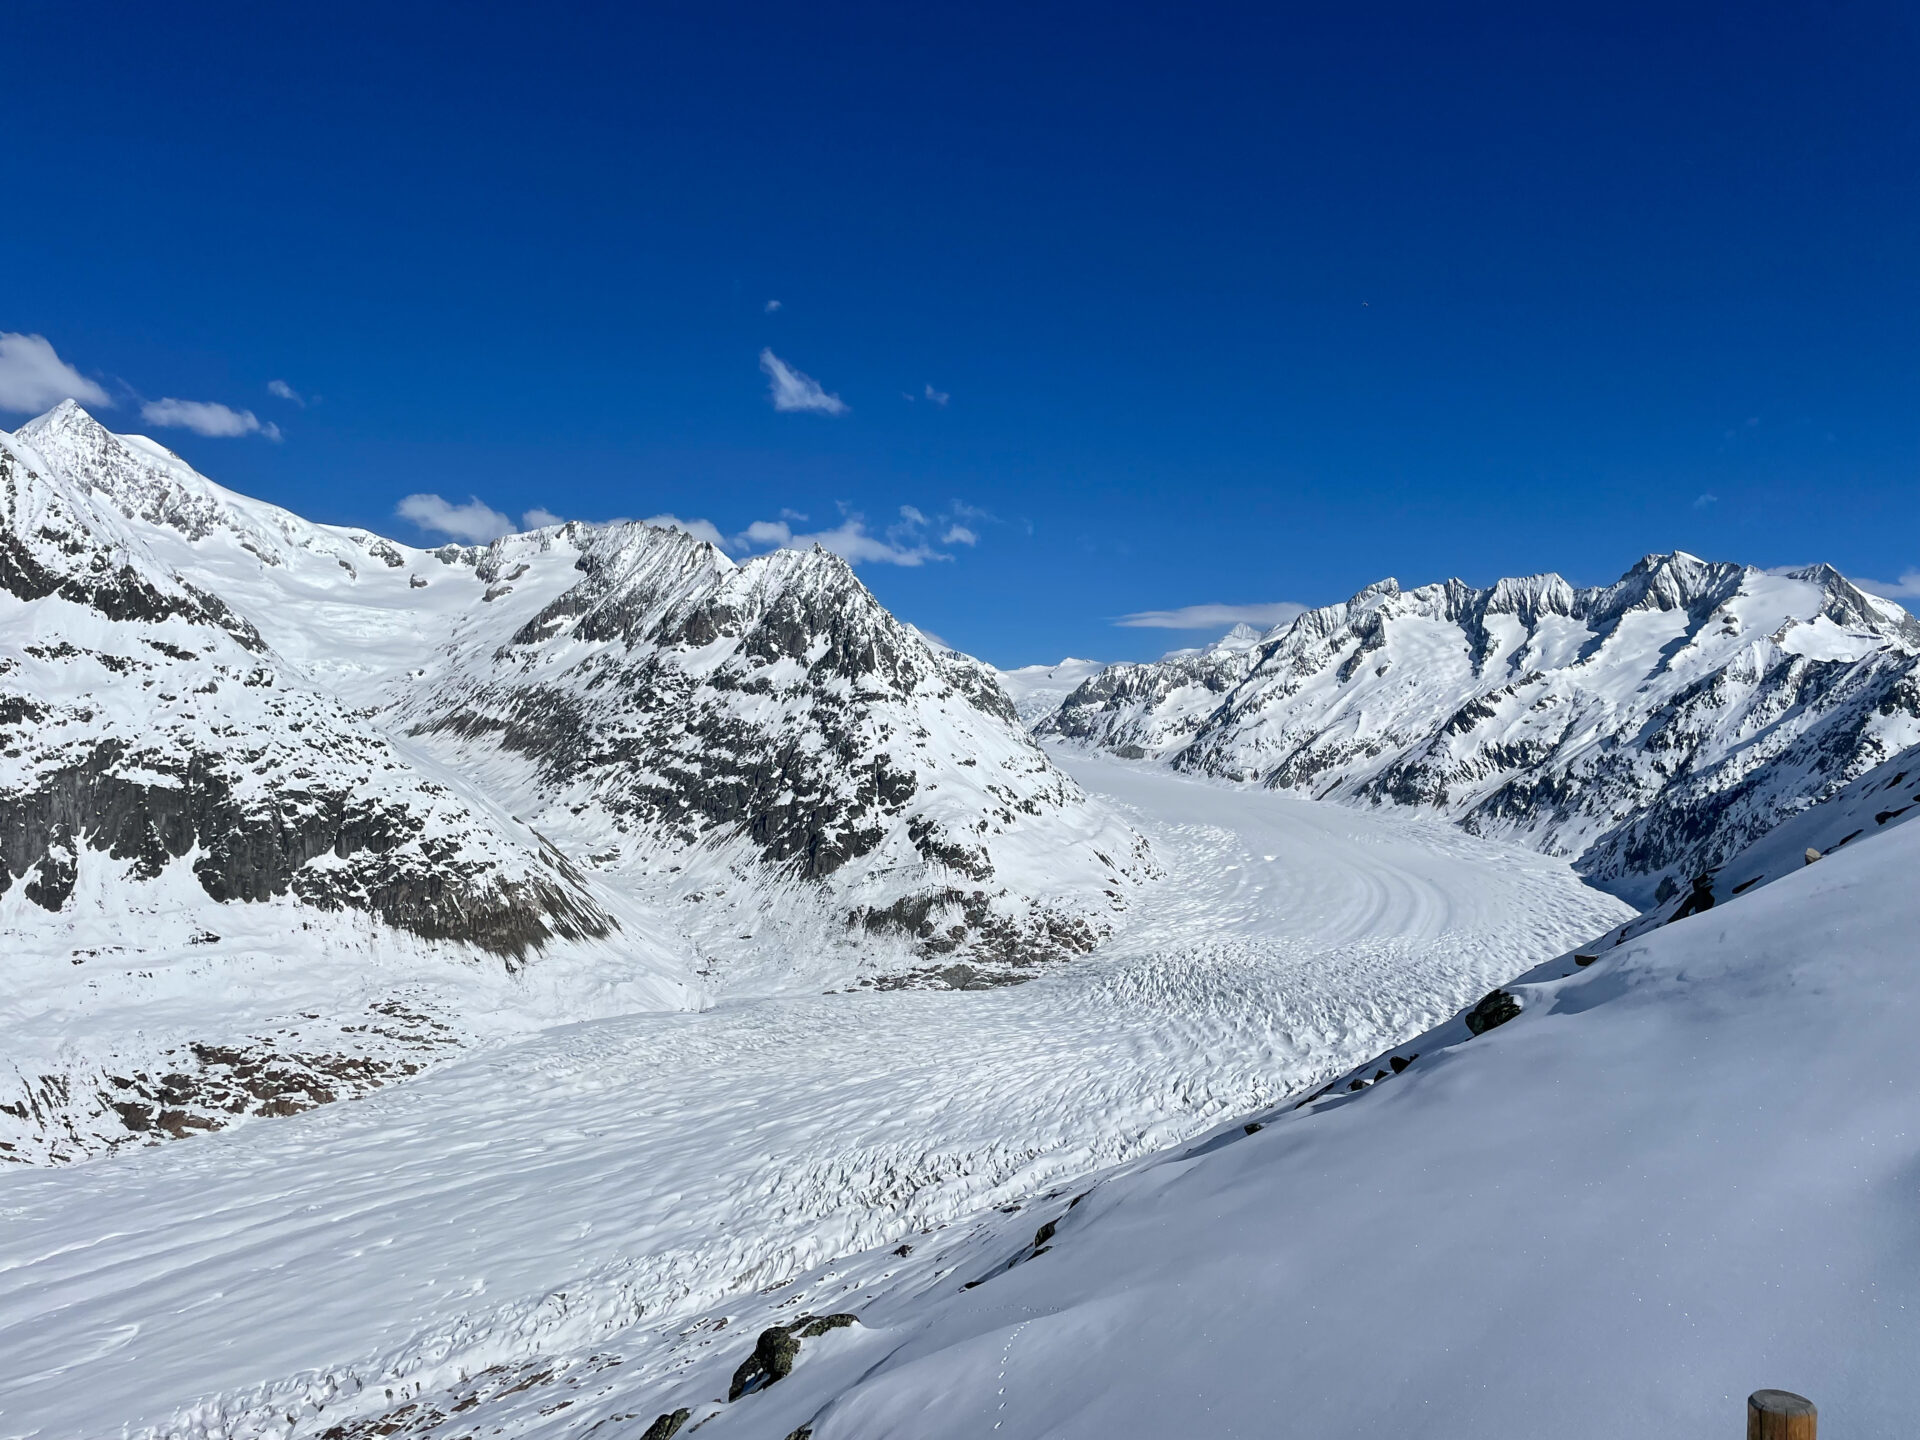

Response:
(4, 405), (1919, 1439)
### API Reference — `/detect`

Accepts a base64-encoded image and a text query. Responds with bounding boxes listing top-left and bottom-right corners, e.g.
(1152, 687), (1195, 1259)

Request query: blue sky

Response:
(3, 1), (1916, 665)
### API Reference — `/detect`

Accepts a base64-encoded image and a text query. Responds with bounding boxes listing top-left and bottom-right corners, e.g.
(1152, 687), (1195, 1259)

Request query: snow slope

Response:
(684, 808), (1920, 1440)
(1044, 553), (1920, 904)
(0, 754), (1631, 1439)
(109, 757), (1915, 1440)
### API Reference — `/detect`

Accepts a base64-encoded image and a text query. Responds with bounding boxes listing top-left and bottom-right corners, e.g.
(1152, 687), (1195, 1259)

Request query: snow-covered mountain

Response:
(992, 657), (1107, 727)
(1, 403), (1147, 1161)
(1043, 553), (1920, 903)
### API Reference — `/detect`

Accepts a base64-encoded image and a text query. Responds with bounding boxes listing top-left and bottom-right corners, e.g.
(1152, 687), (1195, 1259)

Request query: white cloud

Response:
(740, 519), (793, 547)
(1693, 492), (1718, 509)
(1116, 601), (1311, 631)
(765, 299), (782, 313)
(789, 515), (942, 566)
(0, 332), (112, 413)
(619, 497), (991, 568)
(924, 383), (949, 406)
(267, 379), (307, 406)
(141, 398), (281, 441)
(760, 348), (848, 415)
(397, 493), (515, 543)
(1855, 570), (1920, 600)
(643, 513), (730, 549)
(522, 507), (564, 529)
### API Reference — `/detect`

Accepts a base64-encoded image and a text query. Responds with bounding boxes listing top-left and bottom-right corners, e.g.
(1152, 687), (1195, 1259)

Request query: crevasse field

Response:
(0, 754), (1631, 1440)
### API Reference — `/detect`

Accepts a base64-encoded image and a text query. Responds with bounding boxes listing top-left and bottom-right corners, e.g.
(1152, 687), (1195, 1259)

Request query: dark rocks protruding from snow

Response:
(1464, 990), (1523, 1036)
(641, 1409), (691, 1440)
(729, 1326), (801, 1401)
(1667, 874), (1717, 924)
(727, 1314), (857, 1401)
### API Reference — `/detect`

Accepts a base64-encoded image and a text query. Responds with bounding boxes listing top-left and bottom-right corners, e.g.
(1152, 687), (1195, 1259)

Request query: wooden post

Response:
(1747, 1390), (1815, 1440)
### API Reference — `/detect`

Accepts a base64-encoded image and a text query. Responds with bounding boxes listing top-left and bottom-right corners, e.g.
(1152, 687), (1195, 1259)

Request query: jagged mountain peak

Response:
(14, 400), (245, 545)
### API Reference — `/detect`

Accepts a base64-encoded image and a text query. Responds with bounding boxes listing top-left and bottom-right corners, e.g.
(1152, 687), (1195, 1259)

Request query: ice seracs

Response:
(1043, 551), (1920, 903)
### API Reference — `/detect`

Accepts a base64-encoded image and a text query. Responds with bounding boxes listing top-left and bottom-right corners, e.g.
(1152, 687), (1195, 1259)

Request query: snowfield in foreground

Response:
(661, 809), (1920, 1440)
(0, 754), (1629, 1439)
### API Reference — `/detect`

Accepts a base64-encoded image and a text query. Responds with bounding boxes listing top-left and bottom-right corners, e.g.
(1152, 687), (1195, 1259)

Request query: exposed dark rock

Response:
(1667, 873), (1716, 923)
(727, 1313), (859, 1399)
(1464, 989), (1522, 1036)
(729, 1326), (801, 1401)
(1032, 1220), (1057, 1249)
(641, 1408), (691, 1440)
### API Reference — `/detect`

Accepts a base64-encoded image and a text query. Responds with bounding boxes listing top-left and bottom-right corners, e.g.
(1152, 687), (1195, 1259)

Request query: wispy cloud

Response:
(639, 499), (987, 567)
(760, 348), (848, 415)
(1855, 570), (1920, 600)
(0, 332), (112, 412)
(397, 493), (515, 543)
(267, 379), (307, 407)
(1693, 492), (1718, 509)
(1116, 601), (1310, 631)
(764, 299), (782, 313)
(924, 383), (949, 406)
(394, 492), (985, 569)
(141, 398), (281, 440)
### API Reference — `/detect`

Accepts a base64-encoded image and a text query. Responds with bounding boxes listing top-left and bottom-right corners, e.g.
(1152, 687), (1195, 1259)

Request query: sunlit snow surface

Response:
(0, 754), (1630, 1439)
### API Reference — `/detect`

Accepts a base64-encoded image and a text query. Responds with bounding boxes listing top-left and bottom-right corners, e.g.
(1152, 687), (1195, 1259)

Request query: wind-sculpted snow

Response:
(1044, 551), (1920, 903)
(0, 756), (1631, 1438)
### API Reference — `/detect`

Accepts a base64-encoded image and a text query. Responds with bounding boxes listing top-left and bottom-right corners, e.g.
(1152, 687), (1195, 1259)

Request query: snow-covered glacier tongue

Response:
(1044, 550), (1920, 904)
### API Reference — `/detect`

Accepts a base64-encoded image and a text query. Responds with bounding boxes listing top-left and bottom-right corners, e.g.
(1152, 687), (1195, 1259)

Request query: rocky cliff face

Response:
(1044, 553), (1920, 904)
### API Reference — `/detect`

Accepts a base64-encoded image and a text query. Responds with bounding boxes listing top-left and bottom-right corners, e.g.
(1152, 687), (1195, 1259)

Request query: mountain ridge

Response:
(1043, 551), (1920, 903)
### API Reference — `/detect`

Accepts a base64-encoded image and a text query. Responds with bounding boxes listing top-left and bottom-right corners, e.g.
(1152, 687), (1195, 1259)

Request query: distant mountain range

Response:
(1038, 554), (1920, 903)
